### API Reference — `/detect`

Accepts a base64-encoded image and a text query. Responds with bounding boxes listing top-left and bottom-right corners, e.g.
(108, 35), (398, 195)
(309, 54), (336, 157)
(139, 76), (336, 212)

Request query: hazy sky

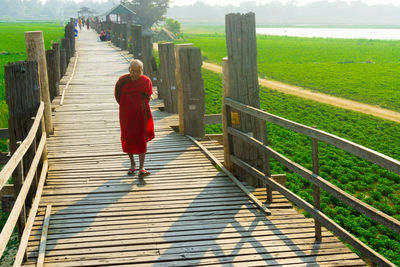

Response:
(171, 0), (400, 6)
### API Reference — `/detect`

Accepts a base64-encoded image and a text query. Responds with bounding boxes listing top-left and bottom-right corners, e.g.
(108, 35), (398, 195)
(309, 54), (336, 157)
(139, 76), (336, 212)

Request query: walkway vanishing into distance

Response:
(22, 29), (365, 266)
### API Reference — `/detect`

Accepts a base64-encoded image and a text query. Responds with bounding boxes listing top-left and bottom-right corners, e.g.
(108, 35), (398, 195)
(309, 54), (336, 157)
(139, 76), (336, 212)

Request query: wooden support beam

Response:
(25, 31), (54, 135)
(60, 48), (67, 77)
(177, 47), (205, 139)
(225, 12), (261, 187)
(51, 43), (61, 84)
(120, 23), (127, 50)
(46, 49), (59, 101)
(158, 42), (178, 112)
(61, 38), (71, 65)
(175, 44), (193, 133)
(142, 34), (153, 81)
(131, 25), (142, 59)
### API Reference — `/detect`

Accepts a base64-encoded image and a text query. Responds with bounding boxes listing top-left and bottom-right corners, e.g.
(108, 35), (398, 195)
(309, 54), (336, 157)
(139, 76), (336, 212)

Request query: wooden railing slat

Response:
(13, 160), (48, 267)
(0, 132), (46, 257)
(230, 155), (396, 267)
(227, 126), (400, 234)
(225, 97), (400, 175)
(0, 102), (44, 192)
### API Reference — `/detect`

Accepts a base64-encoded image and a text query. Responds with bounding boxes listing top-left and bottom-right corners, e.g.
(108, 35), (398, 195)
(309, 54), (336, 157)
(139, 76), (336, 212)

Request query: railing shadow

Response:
(154, 173), (323, 266)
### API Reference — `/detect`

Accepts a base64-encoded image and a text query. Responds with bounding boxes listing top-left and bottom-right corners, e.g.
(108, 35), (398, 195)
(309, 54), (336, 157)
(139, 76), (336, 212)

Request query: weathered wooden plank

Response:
(36, 204), (51, 267)
(18, 30), (365, 267)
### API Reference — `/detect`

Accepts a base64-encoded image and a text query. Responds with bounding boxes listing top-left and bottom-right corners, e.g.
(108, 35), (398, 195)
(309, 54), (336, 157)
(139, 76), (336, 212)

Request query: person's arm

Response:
(114, 79), (122, 104)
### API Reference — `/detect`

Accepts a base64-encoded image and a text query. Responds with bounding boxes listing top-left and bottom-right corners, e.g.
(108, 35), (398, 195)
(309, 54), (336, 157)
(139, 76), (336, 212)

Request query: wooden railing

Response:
(0, 102), (47, 264)
(224, 97), (399, 267)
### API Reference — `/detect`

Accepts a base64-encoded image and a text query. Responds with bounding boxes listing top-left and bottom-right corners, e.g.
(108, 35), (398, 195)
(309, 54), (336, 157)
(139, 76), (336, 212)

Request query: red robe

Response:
(115, 74), (154, 154)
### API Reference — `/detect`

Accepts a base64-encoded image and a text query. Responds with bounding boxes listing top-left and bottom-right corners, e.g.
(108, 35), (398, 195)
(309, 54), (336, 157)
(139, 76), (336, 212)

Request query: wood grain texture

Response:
(18, 30), (364, 266)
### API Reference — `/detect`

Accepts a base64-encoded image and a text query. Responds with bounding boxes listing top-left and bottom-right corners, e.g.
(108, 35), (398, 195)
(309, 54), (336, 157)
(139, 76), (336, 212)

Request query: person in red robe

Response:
(114, 59), (154, 176)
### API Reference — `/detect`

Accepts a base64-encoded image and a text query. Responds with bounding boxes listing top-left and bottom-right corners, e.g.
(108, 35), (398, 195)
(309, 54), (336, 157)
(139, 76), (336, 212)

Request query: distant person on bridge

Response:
(115, 59), (154, 177)
(78, 18), (82, 30)
(86, 19), (90, 30)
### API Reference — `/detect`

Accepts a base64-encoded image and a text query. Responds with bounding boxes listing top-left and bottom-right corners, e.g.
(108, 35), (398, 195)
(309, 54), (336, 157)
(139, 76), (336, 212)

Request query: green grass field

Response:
(202, 68), (400, 265)
(177, 32), (400, 112)
(0, 22), (65, 126)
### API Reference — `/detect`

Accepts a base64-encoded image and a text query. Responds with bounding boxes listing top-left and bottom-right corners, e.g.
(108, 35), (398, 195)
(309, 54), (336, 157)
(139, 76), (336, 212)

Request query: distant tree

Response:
(123, 0), (169, 30)
(165, 18), (181, 36)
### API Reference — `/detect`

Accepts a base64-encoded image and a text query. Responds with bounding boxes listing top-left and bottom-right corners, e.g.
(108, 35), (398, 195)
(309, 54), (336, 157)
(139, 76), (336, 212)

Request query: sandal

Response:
(127, 168), (137, 175)
(139, 169), (150, 177)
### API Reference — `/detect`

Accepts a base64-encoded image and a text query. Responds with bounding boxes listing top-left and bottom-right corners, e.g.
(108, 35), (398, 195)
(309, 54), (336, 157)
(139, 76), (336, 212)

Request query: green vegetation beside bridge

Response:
(178, 32), (400, 112)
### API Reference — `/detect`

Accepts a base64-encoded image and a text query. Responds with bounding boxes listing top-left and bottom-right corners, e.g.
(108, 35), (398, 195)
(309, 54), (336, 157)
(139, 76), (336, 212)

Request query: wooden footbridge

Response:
(1, 14), (400, 267)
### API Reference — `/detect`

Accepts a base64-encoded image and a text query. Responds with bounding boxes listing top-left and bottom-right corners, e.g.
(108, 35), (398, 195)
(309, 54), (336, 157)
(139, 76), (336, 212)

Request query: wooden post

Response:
(222, 57), (232, 170)
(312, 126), (322, 242)
(225, 12), (260, 186)
(51, 43), (61, 83)
(25, 31), (54, 135)
(120, 23), (127, 50)
(46, 49), (59, 101)
(61, 38), (71, 65)
(132, 25), (142, 60)
(142, 34), (153, 80)
(128, 25), (133, 54)
(158, 42), (178, 113)
(258, 118), (272, 201)
(177, 47), (205, 139)
(4, 61), (41, 239)
(65, 22), (75, 54)
(175, 44), (193, 133)
(60, 48), (67, 77)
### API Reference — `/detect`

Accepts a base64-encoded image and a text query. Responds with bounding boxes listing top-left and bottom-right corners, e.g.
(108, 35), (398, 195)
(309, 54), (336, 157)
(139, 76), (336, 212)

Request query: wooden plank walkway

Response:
(22, 29), (366, 266)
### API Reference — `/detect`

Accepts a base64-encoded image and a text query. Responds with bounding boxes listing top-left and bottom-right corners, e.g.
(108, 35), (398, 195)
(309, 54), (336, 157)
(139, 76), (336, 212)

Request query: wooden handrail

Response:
(230, 155), (396, 267)
(227, 126), (400, 234)
(224, 97), (399, 266)
(0, 102), (44, 192)
(13, 160), (48, 267)
(0, 101), (46, 260)
(225, 97), (400, 175)
(0, 132), (46, 257)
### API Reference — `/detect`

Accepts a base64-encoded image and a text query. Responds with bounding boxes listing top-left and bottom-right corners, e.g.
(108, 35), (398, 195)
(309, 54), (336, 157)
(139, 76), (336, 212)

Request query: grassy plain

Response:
(202, 67), (400, 265)
(0, 22), (65, 127)
(177, 30), (400, 112)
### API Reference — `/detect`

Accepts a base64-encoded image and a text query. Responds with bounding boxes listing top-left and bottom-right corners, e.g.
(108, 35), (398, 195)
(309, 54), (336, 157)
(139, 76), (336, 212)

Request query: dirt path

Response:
(154, 44), (400, 123)
(202, 62), (400, 123)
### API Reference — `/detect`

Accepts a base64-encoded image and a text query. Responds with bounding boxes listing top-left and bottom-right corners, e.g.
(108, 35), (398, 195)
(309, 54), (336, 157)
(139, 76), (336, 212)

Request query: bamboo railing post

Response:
(51, 43), (61, 83)
(25, 31), (53, 136)
(312, 125), (322, 242)
(225, 12), (260, 186)
(158, 42), (178, 113)
(176, 47), (205, 139)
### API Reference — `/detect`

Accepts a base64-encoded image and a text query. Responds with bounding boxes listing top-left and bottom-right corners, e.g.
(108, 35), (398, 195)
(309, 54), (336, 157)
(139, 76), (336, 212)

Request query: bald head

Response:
(129, 59), (143, 81)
